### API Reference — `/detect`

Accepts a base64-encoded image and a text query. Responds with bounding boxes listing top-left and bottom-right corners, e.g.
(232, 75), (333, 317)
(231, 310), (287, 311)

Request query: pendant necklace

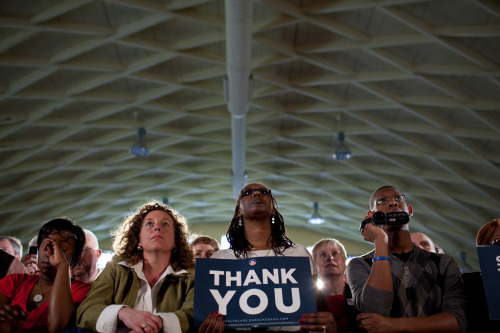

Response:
(33, 281), (52, 303)
(389, 250), (417, 301)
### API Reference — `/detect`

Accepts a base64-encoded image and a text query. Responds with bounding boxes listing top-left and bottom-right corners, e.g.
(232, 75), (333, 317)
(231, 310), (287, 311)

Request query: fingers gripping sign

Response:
(299, 312), (337, 333)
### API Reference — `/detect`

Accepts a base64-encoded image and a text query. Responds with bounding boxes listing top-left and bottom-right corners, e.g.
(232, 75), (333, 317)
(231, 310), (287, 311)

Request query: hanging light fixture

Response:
(333, 131), (352, 160)
(130, 127), (149, 157)
(308, 202), (325, 225)
(333, 114), (352, 160)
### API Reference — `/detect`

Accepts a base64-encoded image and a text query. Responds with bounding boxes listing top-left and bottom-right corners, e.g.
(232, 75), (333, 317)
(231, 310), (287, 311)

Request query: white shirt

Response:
(95, 260), (187, 333)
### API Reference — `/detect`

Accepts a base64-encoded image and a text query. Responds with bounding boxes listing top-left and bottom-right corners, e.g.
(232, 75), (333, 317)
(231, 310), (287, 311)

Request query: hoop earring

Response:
(271, 215), (275, 224)
(238, 216), (243, 227)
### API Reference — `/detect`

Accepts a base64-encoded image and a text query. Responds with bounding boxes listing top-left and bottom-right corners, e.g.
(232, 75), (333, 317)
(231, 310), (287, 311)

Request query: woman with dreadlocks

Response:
(198, 182), (337, 333)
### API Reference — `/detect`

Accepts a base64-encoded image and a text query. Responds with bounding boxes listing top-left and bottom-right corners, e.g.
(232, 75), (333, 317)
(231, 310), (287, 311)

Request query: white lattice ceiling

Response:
(1, 0), (500, 271)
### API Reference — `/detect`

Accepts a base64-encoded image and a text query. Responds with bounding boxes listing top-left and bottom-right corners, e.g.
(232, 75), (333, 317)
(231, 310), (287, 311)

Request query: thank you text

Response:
(193, 256), (316, 328)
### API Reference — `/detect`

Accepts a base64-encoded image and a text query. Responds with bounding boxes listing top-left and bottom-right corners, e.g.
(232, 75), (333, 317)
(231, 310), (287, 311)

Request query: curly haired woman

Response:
(77, 201), (195, 333)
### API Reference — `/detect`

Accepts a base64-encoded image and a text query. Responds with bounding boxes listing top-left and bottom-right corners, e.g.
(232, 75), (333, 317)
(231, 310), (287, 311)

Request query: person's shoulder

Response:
(284, 244), (309, 256)
(0, 273), (36, 288)
(211, 249), (235, 259)
(71, 278), (91, 291)
(347, 250), (375, 266)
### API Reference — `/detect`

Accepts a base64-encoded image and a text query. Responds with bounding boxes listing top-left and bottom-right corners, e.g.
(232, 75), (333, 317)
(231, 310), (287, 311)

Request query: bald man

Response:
(410, 232), (436, 253)
(71, 229), (102, 283)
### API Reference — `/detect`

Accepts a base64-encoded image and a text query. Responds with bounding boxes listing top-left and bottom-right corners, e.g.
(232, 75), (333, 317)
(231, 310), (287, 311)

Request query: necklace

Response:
(33, 281), (51, 303)
(389, 250), (417, 301)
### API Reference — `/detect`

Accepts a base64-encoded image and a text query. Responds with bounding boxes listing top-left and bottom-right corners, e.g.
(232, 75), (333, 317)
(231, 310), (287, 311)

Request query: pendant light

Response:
(308, 202), (325, 225)
(333, 115), (352, 160)
(130, 127), (149, 157)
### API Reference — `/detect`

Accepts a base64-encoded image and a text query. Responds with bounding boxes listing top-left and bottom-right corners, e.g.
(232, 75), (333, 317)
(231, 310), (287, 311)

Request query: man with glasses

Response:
(346, 186), (467, 333)
(71, 229), (102, 283)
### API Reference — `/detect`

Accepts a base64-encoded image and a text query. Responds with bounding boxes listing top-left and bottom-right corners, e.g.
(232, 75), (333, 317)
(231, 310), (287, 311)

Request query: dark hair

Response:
(226, 182), (293, 258)
(112, 200), (193, 271)
(37, 217), (85, 268)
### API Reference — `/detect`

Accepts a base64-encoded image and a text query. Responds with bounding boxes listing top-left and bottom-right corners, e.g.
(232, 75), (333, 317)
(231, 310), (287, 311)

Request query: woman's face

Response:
(314, 242), (346, 279)
(237, 183), (274, 218)
(38, 229), (77, 276)
(193, 243), (217, 259)
(139, 210), (176, 254)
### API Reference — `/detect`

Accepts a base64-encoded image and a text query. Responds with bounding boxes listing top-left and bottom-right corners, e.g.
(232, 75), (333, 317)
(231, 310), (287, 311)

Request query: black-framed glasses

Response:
(491, 238), (500, 246)
(376, 195), (406, 206)
(240, 187), (272, 198)
(41, 227), (78, 241)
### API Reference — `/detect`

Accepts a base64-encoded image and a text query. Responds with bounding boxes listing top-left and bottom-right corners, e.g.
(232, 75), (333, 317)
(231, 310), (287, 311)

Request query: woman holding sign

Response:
(77, 200), (195, 333)
(199, 182), (336, 333)
(462, 218), (500, 332)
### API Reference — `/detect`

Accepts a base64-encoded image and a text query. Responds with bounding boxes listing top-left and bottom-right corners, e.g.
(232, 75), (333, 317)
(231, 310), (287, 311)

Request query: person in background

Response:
(0, 217), (89, 332)
(410, 232), (436, 253)
(476, 218), (500, 246)
(22, 236), (39, 275)
(347, 185), (466, 333)
(0, 236), (23, 260)
(77, 200), (195, 333)
(191, 235), (220, 261)
(462, 218), (500, 333)
(0, 251), (26, 279)
(199, 182), (336, 333)
(434, 243), (445, 254)
(312, 238), (360, 333)
(71, 229), (102, 283)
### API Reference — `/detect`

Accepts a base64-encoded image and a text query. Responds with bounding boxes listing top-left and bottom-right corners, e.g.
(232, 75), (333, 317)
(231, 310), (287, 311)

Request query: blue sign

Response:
(477, 246), (500, 320)
(194, 256), (317, 328)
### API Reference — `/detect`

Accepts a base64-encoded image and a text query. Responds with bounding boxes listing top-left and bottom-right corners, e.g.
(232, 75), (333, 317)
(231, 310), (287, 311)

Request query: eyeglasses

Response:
(491, 238), (500, 246)
(240, 187), (272, 198)
(41, 227), (78, 241)
(376, 195), (406, 206)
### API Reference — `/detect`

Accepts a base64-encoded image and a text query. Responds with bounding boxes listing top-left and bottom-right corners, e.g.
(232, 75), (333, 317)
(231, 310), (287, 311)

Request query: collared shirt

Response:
(96, 260), (188, 333)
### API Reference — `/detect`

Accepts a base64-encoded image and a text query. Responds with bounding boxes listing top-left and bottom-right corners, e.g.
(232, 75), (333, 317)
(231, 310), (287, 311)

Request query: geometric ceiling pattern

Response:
(1, 0), (499, 271)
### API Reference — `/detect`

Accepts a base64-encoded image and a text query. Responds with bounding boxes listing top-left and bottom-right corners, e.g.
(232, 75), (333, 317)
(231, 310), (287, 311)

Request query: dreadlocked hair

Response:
(227, 194), (294, 259)
(112, 200), (193, 271)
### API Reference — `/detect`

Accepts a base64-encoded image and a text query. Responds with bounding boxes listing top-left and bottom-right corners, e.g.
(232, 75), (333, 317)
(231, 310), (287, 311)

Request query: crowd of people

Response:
(0, 183), (498, 333)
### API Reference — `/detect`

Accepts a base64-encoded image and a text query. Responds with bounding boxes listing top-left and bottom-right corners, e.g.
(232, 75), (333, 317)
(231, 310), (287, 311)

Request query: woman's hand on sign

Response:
(198, 312), (224, 333)
(299, 311), (337, 333)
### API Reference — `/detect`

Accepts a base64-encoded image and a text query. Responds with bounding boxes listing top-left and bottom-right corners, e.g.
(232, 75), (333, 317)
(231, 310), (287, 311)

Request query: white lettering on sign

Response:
(209, 269), (299, 287)
(275, 288), (300, 313)
(209, 289), (236, 315)
(209, 288), (302, 315)
(240, 289), (268, 315)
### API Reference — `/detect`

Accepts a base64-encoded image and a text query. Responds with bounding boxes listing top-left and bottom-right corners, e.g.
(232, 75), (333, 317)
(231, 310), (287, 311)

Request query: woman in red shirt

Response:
(0, 217), (90, 332)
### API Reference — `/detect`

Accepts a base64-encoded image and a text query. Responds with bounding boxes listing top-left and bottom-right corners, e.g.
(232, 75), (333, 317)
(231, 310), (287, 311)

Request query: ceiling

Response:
(1, 0), (499, 272)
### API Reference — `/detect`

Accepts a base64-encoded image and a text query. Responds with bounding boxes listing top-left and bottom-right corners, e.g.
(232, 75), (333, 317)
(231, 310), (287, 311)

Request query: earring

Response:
(238, 216), (243, 227)
(172, 248), (177, 253)
(137, 245), (143, 251)
(271, 215), (275, 224)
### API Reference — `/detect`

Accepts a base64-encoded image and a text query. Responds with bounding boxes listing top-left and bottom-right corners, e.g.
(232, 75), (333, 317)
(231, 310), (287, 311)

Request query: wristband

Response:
(372, 256), (392, 263)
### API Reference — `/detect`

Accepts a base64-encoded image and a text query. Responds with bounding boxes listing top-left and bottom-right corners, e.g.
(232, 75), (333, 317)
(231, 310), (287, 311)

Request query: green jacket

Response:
(76, 255), (195, 332)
